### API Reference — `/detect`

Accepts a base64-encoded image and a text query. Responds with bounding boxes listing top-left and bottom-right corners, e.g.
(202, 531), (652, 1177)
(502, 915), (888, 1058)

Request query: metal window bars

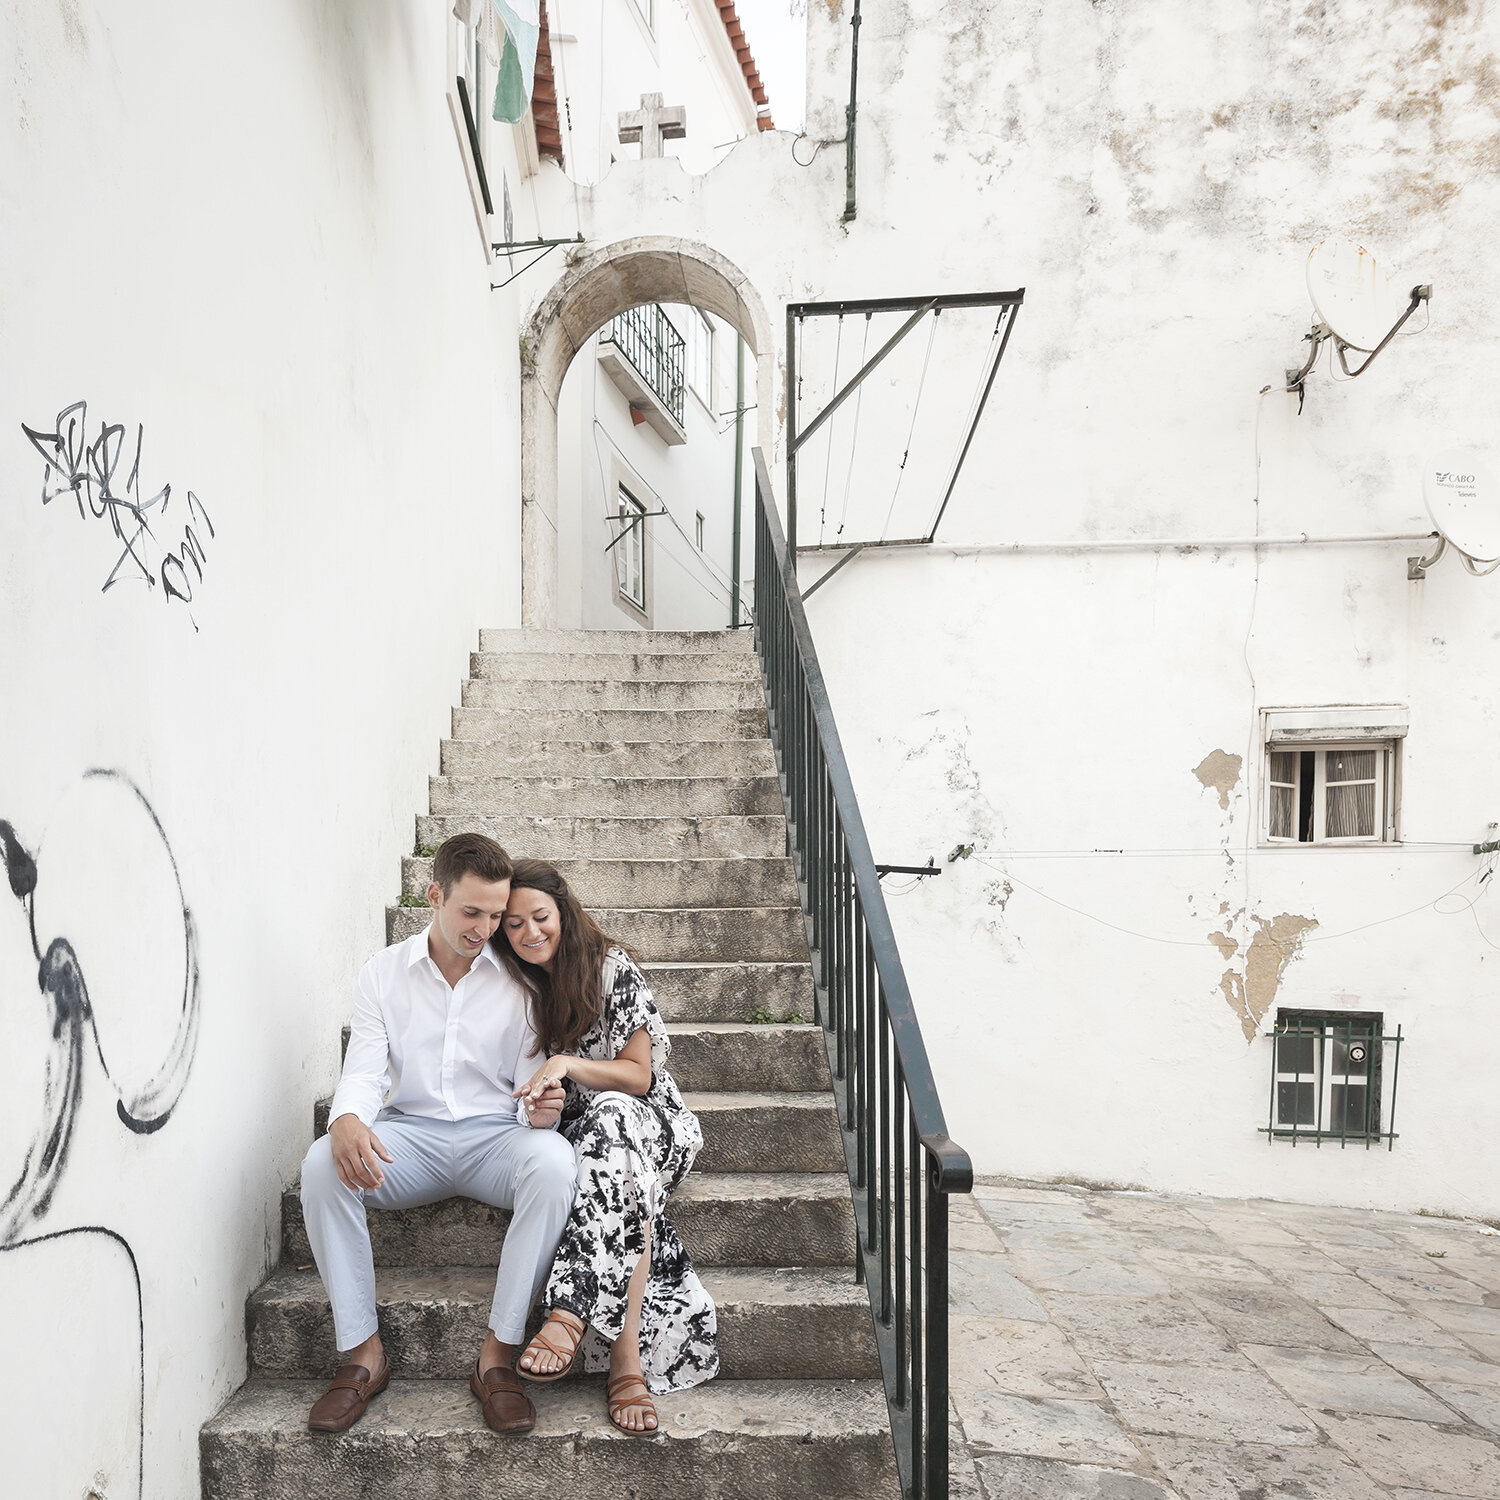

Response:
(751, 448), (973, 1500)
(1262, 1014), (1403, 1149)
(601, 304), (686, 427)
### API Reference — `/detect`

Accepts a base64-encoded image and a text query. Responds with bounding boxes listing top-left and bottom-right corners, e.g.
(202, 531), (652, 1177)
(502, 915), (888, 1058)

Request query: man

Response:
(299, 833), (575, 1434)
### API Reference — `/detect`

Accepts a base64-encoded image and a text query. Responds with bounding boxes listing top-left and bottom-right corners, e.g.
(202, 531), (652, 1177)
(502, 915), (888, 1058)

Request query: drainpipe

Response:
(731, 334), (745, 627)
(844, 0), (861, 222)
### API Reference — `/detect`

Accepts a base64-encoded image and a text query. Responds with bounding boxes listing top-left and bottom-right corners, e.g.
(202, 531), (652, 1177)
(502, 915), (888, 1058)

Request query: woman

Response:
(494, 858), (718, 1434)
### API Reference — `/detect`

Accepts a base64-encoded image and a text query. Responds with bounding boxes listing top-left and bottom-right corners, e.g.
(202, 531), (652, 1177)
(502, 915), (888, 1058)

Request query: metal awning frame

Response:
(785, 290), (1024, 564)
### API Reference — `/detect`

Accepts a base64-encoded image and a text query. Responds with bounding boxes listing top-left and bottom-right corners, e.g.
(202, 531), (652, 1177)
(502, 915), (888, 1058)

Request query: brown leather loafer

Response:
(307, 1357), (390, 1433)
(470, 1358), (537, 1433)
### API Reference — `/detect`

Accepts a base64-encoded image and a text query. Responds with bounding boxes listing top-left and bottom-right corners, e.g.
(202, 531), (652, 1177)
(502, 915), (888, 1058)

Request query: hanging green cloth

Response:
(490, 0), (540, 125)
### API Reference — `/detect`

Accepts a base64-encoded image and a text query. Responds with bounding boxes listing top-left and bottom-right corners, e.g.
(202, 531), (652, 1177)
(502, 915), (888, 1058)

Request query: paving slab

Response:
(1240, 1343), (1461, 1423)
(1041, 1293), (1248, 1371)
(1176, 1279), (1364, 1352)
(1318, 1303), (1467, 1346)
(1275, 1270), (1405, 1308)
(1368, 1341), (1500, 1387)
(950, 1316), (1103, 1399)
(1408, 1298), (1500, 1342)
(973, 1454), (1174, 1498)
(1140, 1435), (1390, 1500)
(1138, 1247), (1271, 1283)
(949, 1250), (1052, 1321)
(951, 1218), (1007, 1254)
(1353, 1265), (1491, 1305)
(1089, 1360), (1320, 1445)
(1006, 1247), (1173, 1298)
(954, 1389), (1143, 1466)
(1316, 1410), (1500, 1495)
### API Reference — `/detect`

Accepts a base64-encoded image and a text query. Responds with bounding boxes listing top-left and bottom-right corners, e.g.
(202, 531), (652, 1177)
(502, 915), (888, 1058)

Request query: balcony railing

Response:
(751, 447), (973, 1500)
(601, 303), (685, 428)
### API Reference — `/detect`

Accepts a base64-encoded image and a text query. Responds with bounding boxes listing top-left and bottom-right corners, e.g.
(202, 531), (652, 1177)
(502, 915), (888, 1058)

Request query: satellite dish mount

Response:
(1288, 239), (1431, 398)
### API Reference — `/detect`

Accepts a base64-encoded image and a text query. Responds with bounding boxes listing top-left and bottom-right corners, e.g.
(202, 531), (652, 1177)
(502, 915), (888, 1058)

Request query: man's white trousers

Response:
(300, 1110), (578, 1351)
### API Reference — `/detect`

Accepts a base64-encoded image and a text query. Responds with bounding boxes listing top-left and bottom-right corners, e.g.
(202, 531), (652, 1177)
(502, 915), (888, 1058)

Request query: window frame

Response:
(1259, 707), (1406, 847)
(615, 485), (648, 613)
(1266, 1009), (1392, 1147)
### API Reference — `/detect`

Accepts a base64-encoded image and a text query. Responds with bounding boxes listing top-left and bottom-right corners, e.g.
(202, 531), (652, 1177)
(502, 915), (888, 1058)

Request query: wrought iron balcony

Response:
(597, 303), (687, 444)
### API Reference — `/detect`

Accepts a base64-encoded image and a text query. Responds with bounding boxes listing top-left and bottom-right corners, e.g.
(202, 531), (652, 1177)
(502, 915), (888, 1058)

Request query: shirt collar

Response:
(408, 923), (504, 974)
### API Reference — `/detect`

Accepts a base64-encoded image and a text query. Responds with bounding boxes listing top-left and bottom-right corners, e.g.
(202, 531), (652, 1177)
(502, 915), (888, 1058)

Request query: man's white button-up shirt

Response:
(329, 925), (548, 1129)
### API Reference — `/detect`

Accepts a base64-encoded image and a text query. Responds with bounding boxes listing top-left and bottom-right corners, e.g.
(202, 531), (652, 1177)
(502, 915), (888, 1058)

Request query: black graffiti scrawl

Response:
(0, 770), (202, 1500)
(21, 400), (216, 624)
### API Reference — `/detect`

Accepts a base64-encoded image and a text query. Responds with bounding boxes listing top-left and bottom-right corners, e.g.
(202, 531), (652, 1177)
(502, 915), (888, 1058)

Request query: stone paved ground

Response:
(947, 1180), (1500, 1499)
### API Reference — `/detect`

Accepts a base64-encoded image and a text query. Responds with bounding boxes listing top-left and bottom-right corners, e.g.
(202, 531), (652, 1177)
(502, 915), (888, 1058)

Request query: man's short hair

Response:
(431, 833), (513, 896)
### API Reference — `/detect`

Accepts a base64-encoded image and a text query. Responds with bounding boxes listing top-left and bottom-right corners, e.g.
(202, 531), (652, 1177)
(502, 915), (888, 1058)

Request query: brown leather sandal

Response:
(606, 1372), (659, 1436)
(518, 1308), (586, 1383)
(307, 1356), (390, 1433)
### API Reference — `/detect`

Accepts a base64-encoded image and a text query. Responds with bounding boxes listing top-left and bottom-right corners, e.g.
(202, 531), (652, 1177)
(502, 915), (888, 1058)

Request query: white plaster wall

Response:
(555, 310), (745, 630)
(0, 4), (526, 1495)
(516, 0), (1500, 1215)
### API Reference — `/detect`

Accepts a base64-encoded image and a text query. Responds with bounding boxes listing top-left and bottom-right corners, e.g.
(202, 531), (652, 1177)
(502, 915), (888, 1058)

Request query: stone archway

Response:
(520, 235), (777, 627)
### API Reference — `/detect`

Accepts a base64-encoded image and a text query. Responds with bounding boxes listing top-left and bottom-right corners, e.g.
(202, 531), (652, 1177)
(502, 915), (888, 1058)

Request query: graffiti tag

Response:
(21, 400), (216, 615)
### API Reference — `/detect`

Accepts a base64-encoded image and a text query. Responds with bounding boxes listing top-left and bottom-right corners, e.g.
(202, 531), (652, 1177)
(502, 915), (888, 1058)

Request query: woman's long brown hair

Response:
(492, 858), (624, 1056)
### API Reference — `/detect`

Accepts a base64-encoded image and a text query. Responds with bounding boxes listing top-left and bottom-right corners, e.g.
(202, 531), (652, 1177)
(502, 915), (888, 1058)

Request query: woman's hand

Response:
(514, 1056), (572, 1118)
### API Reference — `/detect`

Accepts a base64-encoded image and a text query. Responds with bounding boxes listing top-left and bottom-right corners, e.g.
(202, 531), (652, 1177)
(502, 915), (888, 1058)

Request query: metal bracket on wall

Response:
(490, 235), (586, 291)
(603, 507), (668, 554)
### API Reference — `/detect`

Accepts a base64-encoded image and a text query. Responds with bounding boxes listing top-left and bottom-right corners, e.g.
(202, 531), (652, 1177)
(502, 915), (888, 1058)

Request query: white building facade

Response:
(4, 2), (1499, 1497)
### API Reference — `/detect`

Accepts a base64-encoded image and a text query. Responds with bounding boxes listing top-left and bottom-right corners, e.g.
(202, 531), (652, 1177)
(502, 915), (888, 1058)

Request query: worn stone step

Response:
(415, 814), (786, 861)
(478, 628), (756, 655)
(667, 1023), (829, 1091)
(462, 678), (764, 711)
(247, 1265), (877, 1382)
(451, 707), (769, 742)
(471, 650), (761, 682)
(439, 739), (777, 778)
(386, 905), (810, 963)
(428, 774), (782, 818)
(311, 1092), (838, 1173)
(402, 856), (799, 908)
(646, 963), (816, 1023)
(282, 1173), (856, 1269)
(201, 1377), (897, 1500)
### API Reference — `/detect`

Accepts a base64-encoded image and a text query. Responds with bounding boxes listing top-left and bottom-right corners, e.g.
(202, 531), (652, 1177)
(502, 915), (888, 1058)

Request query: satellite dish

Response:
(1306, 239), (1401, 353)
(1420, 450), (1500, 576)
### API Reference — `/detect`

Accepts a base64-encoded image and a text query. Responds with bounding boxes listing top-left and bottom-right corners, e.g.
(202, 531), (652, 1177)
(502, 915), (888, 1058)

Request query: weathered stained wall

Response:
(0, 3), (527, 1495)
(518, 0), (1500, 1214)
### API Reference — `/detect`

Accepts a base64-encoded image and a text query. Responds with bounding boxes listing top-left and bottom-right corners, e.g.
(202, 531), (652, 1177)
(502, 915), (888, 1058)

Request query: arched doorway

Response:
(519, 235), (776, 627)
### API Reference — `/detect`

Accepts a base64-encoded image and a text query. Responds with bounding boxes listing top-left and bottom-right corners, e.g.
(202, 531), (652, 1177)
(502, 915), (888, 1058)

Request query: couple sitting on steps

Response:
(300, 832), (717, 1438)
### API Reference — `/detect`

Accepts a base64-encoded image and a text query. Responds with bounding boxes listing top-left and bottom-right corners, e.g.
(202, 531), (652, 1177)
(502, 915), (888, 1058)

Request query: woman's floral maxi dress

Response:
(545, 947), (718, 1392)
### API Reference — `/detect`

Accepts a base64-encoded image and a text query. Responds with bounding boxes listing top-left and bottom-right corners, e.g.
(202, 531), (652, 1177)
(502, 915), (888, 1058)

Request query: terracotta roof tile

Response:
(716, 1), (775, 131)
(532, 0), (564, 167)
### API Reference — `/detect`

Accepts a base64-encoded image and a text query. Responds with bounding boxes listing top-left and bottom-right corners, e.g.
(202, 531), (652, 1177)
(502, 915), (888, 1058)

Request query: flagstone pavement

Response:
(947, 1179), (1500, 1499)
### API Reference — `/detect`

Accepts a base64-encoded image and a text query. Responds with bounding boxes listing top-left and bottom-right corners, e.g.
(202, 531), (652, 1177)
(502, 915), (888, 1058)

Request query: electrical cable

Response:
(836, 315), (872, 538)
(819, 315), (844, 544)
(881, 309), (939, 540)
(923, 309), (1004, 541)
(975, 856), (1490, 948)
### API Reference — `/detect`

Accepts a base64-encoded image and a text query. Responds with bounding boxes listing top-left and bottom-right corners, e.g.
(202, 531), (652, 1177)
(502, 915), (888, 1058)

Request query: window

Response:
(1263, 1010), (1402, 1148)
(686, 310), (714, 409)
(446, 2), (504, 245)
(695, 511), (705, 550)
(616, 487), (647, 610)
(1261, 706), (1406, 844)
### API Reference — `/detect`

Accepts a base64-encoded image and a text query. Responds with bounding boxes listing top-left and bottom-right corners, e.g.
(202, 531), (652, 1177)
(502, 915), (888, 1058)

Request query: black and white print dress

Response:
(546, 947), (718, 1393)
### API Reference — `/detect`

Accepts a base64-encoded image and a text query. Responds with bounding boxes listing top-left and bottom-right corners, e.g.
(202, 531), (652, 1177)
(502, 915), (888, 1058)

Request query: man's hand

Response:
(523, 1081), (567, 1129)
(329, 1112), (394, 1190)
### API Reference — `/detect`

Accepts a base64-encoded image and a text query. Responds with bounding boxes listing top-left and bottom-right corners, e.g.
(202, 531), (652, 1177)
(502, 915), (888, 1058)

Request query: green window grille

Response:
(1262, 1011), (1403, 1150)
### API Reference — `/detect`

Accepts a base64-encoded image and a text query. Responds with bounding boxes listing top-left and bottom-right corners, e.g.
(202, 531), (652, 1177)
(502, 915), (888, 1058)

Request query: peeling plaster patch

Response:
(1216, 912), (1319, 1041)
(1193, 749), (1242, 811)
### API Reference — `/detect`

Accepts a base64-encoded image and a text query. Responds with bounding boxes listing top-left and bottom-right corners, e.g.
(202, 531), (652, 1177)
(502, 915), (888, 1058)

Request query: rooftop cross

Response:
(617, 93), (687, 159)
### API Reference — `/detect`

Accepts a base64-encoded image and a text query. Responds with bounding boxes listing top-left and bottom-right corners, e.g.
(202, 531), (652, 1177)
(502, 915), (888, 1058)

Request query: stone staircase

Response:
(200, 629), (898, 1499)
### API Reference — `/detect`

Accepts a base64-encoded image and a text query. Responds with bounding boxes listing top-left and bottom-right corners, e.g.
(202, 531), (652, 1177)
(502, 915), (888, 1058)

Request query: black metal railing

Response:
(751, 447), (973, 1500)
(601, 303), (686, 425)
(1262, 1012), (1403, 1149)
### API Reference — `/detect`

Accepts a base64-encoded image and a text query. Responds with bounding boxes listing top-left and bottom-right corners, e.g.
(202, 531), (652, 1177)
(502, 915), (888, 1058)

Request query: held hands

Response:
(514, 1057), (571, 1128)
(328, 1113), (395, 1190)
